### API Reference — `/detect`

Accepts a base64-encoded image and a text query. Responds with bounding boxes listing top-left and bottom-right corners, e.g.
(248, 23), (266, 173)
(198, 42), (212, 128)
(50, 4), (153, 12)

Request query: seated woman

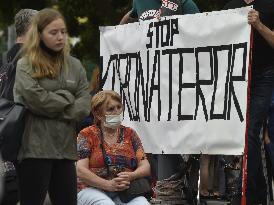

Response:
(77, 90), (151, 205)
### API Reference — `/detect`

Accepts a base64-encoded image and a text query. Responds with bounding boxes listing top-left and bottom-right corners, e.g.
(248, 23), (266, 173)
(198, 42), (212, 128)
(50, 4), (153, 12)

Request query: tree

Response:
(0, 0), (52, 29)
(0, 0), (53, 53)
(57, 0), (230, 65)
(0, 0), (231, 63)
(58, 0), (131, 64)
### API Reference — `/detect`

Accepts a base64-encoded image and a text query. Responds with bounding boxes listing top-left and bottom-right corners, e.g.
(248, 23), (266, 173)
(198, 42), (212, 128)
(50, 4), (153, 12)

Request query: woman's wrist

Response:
(130, 171), (138, 181)
(101, 178), (112, 191)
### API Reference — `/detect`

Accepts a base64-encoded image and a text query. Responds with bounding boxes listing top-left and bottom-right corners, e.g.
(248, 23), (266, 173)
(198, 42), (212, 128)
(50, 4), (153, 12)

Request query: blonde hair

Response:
(91, 90), (122, 124)
(22, 8), (70, 79)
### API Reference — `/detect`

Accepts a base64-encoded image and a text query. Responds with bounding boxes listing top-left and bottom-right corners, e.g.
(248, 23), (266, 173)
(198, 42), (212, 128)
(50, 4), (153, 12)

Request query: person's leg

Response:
(77, 187), (115, 205)
(264, 127), (274, 175)
(212, 156), (220, 197)
(2, 161), (19, 205)
(188, 155), (200, 195)
(265, 142), (274, 169)
(48, 159), (77, 205)
(267, 89), (274, 142)
(114, 195), (150, 205)
(208, 155), (215, 192)
(267, 90), (274, 176)
(217, 156), (226, 198)
(17, 158), (52, 205)
(256, 162), (267, 205)
(199, 154), (210, 196)
(246, 70), (274, 204)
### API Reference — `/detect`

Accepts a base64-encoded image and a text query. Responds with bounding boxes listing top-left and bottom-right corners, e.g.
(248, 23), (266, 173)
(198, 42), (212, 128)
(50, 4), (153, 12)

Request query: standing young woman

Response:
(13, 8), (90, 205)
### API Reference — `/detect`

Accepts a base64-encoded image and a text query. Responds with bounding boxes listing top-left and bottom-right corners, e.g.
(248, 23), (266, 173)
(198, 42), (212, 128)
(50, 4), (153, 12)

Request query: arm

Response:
(77, 158), (130, 191)
(77, 133), (129, 191)
(120, 1), (138, 25)
(119, 10), (138, 25)
(182, 0), (200, 14)
(117, 159), (151, 181)
(14, 59), (75, 118)
(59, 66), (90, 121)
(131, 159), (151, 180)
(77, 158), (113, 191)
(248, 9), (274, 48)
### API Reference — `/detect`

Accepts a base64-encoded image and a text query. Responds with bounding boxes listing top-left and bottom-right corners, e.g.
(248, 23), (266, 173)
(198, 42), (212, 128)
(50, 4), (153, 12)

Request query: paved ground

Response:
(150, 199), (230, 204)
(151, 199), (274, 204)
(205, 200), (229, 205)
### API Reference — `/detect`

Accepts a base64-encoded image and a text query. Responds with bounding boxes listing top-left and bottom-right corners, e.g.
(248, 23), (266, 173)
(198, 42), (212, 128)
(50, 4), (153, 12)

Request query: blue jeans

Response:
(77, 187), (150, 205)
(246, 69), (274, 204)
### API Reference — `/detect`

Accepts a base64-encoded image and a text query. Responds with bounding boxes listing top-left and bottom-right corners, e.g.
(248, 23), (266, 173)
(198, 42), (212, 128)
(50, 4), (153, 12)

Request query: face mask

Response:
(104, 112), (123, 129)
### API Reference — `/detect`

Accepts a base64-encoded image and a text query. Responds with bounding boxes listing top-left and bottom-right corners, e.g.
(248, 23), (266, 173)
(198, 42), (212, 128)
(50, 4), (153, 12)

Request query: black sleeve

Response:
(223, 0), (238, 10)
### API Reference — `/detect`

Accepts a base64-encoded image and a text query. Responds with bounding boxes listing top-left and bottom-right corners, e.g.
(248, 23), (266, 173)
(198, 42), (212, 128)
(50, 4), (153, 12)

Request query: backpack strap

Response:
(2, 52), (7, 65)
(99, 127), (110, 176)
(1, 50), (21, 67)
(11, 50), (21, 65)
(99, 127), (124, 177)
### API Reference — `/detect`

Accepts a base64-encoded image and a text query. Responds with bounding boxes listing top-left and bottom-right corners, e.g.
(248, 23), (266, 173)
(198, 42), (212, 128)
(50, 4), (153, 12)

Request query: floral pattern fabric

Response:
(77, 124), (146, 192)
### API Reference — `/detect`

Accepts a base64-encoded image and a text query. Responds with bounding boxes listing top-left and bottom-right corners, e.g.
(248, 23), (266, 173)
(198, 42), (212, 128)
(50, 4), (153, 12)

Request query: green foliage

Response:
(0, 0), (232, 64)
(57, 0), (230, 64)
(58, 0), (132, 64)
(0, 0), (52, 29)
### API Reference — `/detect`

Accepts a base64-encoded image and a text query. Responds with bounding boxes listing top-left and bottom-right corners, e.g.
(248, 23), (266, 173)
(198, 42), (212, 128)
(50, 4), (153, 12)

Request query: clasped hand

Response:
(107, 172), (133, 192)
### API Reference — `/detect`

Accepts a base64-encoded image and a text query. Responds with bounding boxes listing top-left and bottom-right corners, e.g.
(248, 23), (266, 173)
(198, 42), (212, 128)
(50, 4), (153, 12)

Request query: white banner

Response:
(100, 7), (252, 155)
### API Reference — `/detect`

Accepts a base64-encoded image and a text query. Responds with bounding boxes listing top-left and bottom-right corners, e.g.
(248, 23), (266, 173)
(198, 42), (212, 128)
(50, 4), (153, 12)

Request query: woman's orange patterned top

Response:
(77, 124), (146, 192)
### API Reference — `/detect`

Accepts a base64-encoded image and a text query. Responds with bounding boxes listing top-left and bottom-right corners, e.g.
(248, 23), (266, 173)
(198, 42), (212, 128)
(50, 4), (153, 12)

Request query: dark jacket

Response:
(0, 43), (22, 67)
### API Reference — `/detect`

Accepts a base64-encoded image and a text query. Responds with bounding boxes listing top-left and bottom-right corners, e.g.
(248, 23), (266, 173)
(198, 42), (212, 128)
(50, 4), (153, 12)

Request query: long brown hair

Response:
(22, 8), (70, 79)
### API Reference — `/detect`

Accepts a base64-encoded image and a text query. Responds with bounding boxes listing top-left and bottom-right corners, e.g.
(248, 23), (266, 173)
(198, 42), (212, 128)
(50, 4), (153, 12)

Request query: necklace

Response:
(104, 129), (118, 145)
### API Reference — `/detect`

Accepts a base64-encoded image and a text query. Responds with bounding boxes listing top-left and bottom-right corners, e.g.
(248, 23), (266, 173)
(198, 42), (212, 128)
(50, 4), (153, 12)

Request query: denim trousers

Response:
(77, 187), (150, 205)
(246, 69), (274, 204)
(266, 89), (274, 175)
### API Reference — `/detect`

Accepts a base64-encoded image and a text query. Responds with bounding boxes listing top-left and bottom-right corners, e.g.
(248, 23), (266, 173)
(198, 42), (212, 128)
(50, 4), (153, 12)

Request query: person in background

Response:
(120, 2), (202, 203)
(199, 155), (220, 199)
(77, 90), (151, 205)
(13, 8), (90, 205)
(264, 124), (274, 175)
(120, 0), (199, 24)
(1, 9), (37, 67)
(264, 80), (274, 178)
(0, 9), (38, 205)
(223, 0), (274, 204)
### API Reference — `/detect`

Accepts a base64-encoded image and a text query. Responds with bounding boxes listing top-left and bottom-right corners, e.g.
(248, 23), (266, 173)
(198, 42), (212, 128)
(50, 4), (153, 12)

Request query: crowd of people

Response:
(0, 0), (273, 205)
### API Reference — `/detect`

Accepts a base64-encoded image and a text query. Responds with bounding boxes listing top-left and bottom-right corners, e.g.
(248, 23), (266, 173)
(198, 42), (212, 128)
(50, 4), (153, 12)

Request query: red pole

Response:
(241, 28), (253, 205)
